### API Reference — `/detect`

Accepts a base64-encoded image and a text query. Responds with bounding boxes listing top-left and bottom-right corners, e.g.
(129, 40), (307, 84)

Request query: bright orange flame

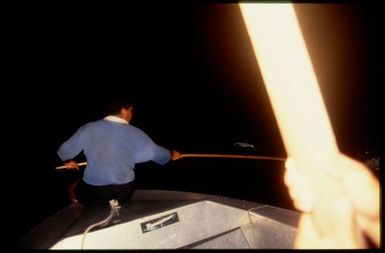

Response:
(239, 4), (379, 248)
(239, 4), (339, 162)
(239, 4), (343, 241)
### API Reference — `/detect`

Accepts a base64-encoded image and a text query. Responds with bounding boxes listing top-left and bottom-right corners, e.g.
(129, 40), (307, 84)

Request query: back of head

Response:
(104, 95), (135, 116)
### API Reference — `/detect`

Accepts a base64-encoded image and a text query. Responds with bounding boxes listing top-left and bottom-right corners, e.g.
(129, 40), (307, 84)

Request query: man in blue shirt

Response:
(57, 97), (181, 204)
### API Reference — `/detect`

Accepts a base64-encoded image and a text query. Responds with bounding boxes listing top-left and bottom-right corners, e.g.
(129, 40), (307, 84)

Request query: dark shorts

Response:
(76, 179), (136, 205)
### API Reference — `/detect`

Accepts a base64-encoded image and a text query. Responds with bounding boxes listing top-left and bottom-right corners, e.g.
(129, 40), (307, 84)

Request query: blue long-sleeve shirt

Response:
(57, 118), (171, 186)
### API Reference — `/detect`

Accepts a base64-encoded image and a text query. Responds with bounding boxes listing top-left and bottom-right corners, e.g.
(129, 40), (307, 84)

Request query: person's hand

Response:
(64, 160), (80, 170)
(284, 158), (316, 213)
(284, 155), (380, 248)
(170, 150), (182, 160)
(326, 154), (380, 247)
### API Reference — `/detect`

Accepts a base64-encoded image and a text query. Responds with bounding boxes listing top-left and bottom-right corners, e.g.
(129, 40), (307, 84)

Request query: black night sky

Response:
(4, 2), (381, 248)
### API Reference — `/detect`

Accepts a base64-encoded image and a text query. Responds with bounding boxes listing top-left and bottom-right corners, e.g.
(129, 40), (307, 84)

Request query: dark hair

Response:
(104, 96), (134, 115)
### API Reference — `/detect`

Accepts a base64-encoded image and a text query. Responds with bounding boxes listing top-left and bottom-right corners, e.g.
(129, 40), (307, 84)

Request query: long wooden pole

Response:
(55, 153), (285, 170)
(55, 162), (87, 170)
(181, 153), (285, 161)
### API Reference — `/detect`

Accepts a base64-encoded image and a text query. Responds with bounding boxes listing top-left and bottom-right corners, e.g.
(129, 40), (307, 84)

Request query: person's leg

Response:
(113, 180), (136, 203)
(68, 178), (81, 203)
(76, 180), (107, 205)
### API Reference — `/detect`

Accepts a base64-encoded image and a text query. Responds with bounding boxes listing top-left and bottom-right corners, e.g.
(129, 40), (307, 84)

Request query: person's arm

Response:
(136, 128), (181, 164)
(57, 125), (86, 163)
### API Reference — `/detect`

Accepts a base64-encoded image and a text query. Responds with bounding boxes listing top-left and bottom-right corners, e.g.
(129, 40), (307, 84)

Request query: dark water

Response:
(135, 157), (294, 209)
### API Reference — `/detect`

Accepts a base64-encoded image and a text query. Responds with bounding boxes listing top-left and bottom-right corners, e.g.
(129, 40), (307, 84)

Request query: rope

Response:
(81, 199), (121, 249)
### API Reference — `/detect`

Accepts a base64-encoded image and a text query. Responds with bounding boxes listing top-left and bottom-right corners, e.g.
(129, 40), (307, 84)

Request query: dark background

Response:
(4, 2), (381, 248)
